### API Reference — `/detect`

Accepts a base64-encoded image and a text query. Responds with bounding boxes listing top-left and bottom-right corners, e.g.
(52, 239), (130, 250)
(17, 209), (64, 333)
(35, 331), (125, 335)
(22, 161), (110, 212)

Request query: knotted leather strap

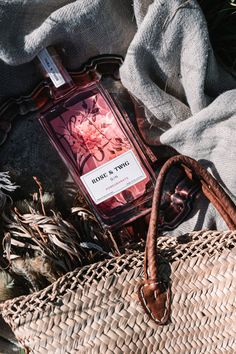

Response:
(138, 155), (236, 324)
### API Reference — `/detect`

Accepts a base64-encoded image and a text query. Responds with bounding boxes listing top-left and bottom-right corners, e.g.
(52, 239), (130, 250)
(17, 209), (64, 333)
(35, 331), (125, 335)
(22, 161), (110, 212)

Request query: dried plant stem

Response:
(33, 176), (46, 216)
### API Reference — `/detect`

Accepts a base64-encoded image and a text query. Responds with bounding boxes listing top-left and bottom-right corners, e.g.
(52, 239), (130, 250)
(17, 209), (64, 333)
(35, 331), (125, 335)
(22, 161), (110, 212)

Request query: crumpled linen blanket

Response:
(0, 0), (235, 235)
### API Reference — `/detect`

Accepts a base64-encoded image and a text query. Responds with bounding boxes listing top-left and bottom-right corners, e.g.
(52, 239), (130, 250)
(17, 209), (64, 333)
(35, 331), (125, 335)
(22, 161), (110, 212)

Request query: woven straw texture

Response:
(1, 230), (236, 353)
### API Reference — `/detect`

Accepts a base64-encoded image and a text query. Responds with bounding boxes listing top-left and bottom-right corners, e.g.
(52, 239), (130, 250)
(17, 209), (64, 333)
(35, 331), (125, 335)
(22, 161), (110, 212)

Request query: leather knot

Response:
(138, 280), (171, 325)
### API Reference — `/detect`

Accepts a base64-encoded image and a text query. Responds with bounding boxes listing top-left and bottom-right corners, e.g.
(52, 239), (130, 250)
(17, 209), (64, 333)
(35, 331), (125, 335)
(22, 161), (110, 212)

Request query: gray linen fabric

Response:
(0, 0), (235, 234)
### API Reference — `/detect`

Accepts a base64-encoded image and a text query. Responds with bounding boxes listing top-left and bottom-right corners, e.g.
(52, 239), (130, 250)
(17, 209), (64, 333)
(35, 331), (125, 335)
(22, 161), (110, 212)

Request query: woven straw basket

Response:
(1, 155), (236, 353)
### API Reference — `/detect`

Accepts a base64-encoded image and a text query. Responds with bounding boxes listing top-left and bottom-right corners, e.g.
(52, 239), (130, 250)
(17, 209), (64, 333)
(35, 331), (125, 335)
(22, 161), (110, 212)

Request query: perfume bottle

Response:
(37, 48), (155, 229)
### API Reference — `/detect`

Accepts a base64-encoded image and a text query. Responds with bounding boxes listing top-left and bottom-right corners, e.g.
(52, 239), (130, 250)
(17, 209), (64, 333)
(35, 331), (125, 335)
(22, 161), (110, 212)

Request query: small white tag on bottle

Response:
(80, 150), (146, 204)
(37, 48), (66, 88)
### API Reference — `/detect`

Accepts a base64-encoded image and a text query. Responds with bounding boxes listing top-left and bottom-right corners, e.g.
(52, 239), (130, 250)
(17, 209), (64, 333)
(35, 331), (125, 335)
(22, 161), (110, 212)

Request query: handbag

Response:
(1, 155), (236, 353)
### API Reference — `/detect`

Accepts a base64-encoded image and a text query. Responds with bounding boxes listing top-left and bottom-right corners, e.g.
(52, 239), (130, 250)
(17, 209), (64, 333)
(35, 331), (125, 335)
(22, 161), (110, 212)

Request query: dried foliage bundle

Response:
(0, 174), (120, 302)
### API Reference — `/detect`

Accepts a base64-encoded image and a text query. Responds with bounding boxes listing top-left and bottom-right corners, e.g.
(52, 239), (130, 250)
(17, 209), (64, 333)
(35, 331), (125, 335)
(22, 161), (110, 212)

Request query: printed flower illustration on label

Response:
(52, 93), (131, 175)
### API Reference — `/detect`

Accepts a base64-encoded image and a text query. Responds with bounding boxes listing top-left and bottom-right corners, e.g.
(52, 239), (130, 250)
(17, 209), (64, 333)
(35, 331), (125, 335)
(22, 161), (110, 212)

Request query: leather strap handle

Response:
(138, 155), (236, 324)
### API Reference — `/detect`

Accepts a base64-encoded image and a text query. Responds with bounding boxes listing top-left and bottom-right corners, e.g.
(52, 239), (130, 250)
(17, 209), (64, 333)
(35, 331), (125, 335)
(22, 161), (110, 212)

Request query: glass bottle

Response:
(37, 48), (155, 229)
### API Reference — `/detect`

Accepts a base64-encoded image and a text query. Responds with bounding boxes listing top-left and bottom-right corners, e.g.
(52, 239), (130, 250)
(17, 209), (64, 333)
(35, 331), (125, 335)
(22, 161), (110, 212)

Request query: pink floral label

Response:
(50, 93), (131, 175)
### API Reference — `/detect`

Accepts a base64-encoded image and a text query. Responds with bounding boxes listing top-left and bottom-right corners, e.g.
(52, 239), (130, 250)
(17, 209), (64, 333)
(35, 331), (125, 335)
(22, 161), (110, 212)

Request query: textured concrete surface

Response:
(0, 112), (78, 213)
